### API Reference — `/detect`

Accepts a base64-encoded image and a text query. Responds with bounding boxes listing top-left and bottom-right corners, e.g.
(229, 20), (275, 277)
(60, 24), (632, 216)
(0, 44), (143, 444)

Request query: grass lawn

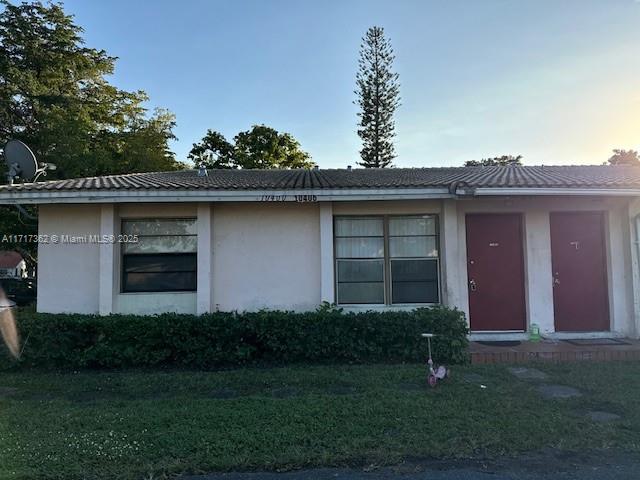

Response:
(1, 362), (639, 479)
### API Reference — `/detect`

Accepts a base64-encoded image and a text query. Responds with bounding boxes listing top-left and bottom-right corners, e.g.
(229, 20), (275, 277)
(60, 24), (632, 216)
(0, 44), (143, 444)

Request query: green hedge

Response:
(2, 306), (469, 369)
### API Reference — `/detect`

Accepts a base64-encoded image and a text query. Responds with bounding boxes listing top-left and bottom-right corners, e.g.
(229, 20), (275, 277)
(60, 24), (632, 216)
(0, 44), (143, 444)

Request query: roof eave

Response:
(0, 186), (639, 205)
(472, 187), (640, 196)
(0, 187), (455, 204)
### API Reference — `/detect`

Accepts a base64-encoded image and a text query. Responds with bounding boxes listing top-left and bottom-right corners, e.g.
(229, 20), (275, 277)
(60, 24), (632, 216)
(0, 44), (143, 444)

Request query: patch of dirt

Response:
(586, 411), (621, 422)
(397, 381), (426, 392)
(208, 388), (241, 399)
(67, 390), (132, 403)
(271, 387), (300, 398)
(0, 387), (19, 398)
(508, 367), (548, 381)
(462, 373), (485, 383)
(537, 384), (582, 399)
(325, 385), (358, 395)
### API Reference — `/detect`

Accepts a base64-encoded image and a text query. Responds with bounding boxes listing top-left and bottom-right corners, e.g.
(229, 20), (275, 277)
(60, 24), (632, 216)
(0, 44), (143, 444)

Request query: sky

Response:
(54, 0), (640, 168)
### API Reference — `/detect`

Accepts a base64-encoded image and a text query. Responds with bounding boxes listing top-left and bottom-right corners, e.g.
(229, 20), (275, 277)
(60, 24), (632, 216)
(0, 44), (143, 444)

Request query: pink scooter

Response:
(421, 333), (449, 387)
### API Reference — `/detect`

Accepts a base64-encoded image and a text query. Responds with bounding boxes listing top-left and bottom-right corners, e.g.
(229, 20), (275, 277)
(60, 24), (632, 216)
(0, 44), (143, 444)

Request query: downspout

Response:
(635, 215), (640, 260)
(634, 213), (640, 339)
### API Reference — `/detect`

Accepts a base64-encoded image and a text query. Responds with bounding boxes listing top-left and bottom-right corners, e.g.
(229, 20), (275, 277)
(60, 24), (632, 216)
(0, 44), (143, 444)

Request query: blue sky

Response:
(59, 0), (640, 167)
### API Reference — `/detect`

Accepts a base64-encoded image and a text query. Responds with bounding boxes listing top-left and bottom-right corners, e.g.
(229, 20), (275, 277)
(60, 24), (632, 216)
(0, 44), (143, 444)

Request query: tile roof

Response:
(2, 165), (640, 192)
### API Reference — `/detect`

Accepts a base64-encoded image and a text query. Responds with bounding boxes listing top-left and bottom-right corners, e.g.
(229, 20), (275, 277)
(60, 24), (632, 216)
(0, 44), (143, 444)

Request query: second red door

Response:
(550, 212), (610, 332)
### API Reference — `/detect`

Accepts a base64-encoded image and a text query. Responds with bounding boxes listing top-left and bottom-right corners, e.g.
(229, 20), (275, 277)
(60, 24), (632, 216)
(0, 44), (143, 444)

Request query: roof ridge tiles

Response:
(1, 165), (640, 193)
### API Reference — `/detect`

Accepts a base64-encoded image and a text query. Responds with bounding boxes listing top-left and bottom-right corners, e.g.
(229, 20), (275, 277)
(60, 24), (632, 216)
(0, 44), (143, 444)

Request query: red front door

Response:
(466, 214), (526, 331)
(550, 212), (610, 332)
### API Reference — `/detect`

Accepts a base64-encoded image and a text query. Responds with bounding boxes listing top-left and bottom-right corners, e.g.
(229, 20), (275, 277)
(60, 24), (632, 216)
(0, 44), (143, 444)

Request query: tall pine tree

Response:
(355, 26), (400, 168)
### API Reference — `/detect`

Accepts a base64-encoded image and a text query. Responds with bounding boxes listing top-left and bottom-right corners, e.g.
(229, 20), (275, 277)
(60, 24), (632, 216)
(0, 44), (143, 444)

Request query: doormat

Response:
(563, 338), (631, 346)
(476, 341), (521, 347)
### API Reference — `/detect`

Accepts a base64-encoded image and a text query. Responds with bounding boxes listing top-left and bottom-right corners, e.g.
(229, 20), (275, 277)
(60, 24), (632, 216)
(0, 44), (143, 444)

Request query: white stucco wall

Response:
(212, 202), (321, 311)
(115, 292), (197, 315)
(37, 204), (101, 313)
(629, 199), (640, 338)
(37, 203), (199, 315)
(332, 199), (442, 216)
(35, 196), (638, 338)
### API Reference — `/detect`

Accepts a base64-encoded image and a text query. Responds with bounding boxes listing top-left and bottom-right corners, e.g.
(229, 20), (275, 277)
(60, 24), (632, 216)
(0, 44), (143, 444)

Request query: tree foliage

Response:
(0, 0), (182, 180)
(607, 149), (640, 166)
(464, 155), (523, 167)
(189, 125), (315, 169)
(0, 0), (182, 269)
(354, 26), (400, 168)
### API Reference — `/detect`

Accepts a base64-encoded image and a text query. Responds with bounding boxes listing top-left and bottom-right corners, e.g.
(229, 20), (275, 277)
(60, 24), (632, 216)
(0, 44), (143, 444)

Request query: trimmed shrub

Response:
(2, 306), (469, 369)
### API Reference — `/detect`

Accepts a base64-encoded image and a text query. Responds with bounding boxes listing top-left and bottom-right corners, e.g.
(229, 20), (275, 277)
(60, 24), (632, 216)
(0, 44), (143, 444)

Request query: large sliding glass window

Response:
(335, 215), (439, 305)
(121, 218), (197, 293)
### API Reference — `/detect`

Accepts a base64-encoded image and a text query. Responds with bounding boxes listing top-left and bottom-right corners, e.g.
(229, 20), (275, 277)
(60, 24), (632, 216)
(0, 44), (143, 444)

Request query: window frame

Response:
(334, 214), (441, 306)
(120, 217), (198, 294)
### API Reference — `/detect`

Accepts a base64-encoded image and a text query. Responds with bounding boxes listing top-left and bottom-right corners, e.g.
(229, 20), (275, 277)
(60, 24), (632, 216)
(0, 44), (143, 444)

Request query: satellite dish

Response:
(3, 140), (56, 185)
(3, 140), (38, 184)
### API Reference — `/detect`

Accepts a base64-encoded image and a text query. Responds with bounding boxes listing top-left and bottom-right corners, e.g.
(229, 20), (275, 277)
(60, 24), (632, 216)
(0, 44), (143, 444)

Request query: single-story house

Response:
(0, 251), (27, 279)
(1, 165), (639, 340)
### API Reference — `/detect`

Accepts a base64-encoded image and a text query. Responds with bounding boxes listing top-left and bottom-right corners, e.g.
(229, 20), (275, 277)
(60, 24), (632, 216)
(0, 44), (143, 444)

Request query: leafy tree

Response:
(607, 149), (640, 166)
(0, 0), (182, 270)
(464, 155), (523, 167)
(187, 130), (235, 169)
(354, 26), (400, 168)
(189, 125), (315, 169)
(0, 0), (182, 180)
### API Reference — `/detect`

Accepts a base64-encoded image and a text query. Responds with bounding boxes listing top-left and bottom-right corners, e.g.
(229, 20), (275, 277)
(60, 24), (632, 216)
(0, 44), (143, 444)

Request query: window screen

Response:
(121, 218), (197, 293)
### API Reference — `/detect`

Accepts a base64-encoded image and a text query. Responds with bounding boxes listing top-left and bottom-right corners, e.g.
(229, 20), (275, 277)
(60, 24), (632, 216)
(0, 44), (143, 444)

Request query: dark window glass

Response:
(337, 260), (383, 282)
(122, 253), (197, 293)
(124, 254), (197, 273)
(337, 282), (385, 304)
(336, 259), (384, 304)
(391, 259), (439, 303)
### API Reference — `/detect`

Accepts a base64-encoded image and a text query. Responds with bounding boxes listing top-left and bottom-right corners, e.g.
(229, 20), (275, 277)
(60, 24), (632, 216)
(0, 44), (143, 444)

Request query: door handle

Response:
(469, 279), (477, 292)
